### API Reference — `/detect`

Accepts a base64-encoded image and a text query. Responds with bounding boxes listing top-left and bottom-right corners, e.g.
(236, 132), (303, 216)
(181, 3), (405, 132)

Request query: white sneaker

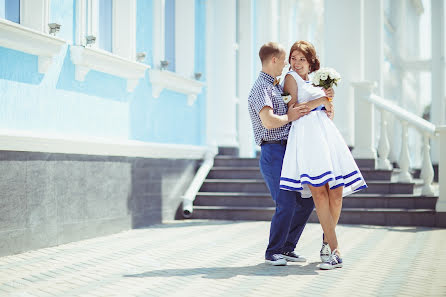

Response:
(319, 249), (343, 270)
(320, 242), (331, 262)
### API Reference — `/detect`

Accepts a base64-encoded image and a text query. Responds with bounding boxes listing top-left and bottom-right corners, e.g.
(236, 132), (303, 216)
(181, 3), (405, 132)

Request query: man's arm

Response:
(259, 105), (309, 130)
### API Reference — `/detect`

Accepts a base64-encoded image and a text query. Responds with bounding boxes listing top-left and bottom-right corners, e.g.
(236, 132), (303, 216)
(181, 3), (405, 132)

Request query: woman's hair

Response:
(259, 42), (285, 64)
(288, 40), (320, 73)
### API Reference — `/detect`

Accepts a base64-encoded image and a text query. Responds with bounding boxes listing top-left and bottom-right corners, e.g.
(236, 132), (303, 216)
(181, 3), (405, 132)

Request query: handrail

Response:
(182, 147), (218, 218)
(368, 94), (436, 135)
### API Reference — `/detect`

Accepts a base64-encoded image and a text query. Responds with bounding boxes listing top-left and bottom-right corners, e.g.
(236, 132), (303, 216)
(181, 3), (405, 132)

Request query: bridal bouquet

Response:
(312, 67), (341, 92)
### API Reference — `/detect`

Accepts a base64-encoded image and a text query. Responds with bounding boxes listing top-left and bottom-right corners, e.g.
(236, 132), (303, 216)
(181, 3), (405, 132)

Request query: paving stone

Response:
(0, 221), (445, 296)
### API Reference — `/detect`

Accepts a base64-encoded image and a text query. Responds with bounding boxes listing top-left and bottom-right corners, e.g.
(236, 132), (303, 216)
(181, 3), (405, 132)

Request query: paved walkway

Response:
(0, 220), (445, 297)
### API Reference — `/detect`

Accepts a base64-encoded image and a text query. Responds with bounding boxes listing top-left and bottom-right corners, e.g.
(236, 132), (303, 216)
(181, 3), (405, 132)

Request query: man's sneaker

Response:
(320, 242), (331, 262)
(281, 251), (307, 262)
(319, 249), (343, 270)
(265, 254), (287, 266)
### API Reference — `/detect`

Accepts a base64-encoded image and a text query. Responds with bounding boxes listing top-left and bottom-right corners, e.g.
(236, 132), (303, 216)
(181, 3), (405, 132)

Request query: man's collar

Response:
(260, 71), (275, 84)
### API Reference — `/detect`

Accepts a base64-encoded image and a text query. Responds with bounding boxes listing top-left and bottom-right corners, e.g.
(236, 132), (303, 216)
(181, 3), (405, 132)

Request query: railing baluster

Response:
(420, 133), (435, 196)
(377, 110), (392, 170)
(398, 121), (412, 182)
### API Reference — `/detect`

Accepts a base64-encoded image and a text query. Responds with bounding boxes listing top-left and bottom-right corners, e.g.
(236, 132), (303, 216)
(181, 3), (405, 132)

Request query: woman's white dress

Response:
(280, 71), (367, 198)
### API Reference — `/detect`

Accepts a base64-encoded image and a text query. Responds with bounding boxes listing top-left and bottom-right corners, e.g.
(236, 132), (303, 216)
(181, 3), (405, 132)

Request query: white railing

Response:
(352, 81), (446, 211)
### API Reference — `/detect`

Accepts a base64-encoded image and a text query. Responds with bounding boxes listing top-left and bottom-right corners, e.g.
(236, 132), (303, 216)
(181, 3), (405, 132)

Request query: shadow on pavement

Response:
(123, 262), (320, 279)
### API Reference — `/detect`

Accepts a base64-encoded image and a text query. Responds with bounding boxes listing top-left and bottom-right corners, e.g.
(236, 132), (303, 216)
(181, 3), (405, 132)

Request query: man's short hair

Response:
(259, 42), (285, 64)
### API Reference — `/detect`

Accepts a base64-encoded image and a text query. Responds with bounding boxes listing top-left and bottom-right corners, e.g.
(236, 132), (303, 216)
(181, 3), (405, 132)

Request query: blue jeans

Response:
(259, 143), (315, 257)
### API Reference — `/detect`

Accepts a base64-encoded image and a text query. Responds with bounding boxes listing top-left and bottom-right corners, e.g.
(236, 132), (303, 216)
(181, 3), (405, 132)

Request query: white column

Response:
(351, 81), (377, 163)
(364, 0), (383, 96)
(436, 126), (446, 211)
(112, 0), (136, 60)
(324, 0), (364, 146)
(207, 0), (238, 148)
(205, 0), (217, 147)
(430, 0), (445, 164)
(237, 0), (254, 157)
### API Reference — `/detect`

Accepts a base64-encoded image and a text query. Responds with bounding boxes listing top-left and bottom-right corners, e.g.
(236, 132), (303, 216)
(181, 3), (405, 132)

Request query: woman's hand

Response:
(323, 87), (334, 98)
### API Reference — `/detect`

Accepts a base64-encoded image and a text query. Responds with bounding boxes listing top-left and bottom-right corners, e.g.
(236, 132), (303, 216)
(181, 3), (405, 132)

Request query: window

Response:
(164, 0), (175, 71)
(0, 0), (20, 23)
(98, 0), (112, 52)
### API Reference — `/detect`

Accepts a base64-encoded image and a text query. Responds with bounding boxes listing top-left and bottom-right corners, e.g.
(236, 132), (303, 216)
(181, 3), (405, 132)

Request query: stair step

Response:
(191, 206), (440, 227)
(214, 157), (378, 170)
(208, 167), (393, 181)
(195, 192), (437, 209)
(200, 179), (416, 194)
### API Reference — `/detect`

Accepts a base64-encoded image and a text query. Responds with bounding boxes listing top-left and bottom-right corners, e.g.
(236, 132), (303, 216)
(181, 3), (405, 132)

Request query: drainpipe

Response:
(182, 147), (217, 218)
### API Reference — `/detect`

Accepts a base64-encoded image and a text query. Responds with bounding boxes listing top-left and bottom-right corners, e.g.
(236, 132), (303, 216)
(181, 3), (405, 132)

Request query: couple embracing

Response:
(248, 41), (367, 270)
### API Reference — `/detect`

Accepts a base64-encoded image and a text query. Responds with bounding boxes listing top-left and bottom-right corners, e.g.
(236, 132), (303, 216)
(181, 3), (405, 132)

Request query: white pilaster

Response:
(364, 0), (384, 96)
(430, 0), (445, 164)
(209, 0), (238, 147)
(237, 0), (254, 157)
(324, 0), (364, 146)
(175, 0), (195, 78)
(436, 126), (446, 211)
(351, 81), (377, 162)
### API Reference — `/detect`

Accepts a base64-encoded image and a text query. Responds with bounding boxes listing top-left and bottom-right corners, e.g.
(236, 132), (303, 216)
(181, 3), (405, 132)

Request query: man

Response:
(248, 42), (333, 265)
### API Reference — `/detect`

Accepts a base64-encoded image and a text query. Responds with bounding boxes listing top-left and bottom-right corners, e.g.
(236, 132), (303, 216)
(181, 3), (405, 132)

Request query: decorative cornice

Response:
(70, 45), (150, 92)
(148, 69), (205, 105)
(0, 129), (208, 160)
(0, 18), (65, 73)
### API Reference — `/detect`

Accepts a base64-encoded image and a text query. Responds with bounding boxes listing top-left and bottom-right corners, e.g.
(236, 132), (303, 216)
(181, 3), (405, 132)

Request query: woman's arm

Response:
(283, 74), (333, 112)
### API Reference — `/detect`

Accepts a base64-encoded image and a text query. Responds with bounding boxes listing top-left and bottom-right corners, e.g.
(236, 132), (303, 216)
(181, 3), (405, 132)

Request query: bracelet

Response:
(327, 97), (333, 102)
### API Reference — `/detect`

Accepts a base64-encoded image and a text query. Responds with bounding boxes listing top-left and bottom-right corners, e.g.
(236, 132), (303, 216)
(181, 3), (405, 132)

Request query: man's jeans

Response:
(259, 143), (315, 257)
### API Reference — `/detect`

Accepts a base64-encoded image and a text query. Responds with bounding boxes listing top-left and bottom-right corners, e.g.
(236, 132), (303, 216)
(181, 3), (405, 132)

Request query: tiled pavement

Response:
(1, 220), (446, 297)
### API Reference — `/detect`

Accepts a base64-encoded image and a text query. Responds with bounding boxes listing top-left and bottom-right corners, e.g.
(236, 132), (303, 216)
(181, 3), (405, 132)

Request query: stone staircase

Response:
(188, 154), (445, 227)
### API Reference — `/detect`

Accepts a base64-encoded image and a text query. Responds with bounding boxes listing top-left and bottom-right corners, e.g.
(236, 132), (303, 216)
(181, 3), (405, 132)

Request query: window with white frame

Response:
(98, 0), (112, 52)
(76, 0), (136, 60)
(164, 0), (175, 71)
(153, 0), (195, 78)
(0, 0), (20, 23)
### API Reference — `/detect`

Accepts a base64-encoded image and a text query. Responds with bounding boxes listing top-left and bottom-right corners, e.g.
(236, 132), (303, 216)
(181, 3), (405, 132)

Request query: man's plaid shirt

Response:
(248, 72), (290, 146)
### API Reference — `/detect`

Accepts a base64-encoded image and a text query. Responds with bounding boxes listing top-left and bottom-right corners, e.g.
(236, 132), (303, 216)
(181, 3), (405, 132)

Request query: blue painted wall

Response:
(0, 0), (206, 146)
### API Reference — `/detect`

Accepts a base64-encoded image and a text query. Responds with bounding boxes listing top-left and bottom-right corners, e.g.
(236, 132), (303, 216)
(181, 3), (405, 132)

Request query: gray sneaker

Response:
(320, 242), (331, 262)
(281, 251), (307, 262)
(265, 254), (287, 266)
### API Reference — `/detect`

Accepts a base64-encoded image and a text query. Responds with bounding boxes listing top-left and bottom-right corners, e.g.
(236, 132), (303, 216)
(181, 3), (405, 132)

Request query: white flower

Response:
(282, 95), (292, 104)
(320, 73), (328, 80)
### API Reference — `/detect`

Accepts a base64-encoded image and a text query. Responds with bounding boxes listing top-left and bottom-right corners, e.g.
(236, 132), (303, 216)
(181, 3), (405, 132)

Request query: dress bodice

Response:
(286, 71), (326, 104)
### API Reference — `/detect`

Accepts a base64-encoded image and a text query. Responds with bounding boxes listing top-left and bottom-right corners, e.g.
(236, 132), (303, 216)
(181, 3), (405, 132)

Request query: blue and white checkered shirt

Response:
(248, 72), (290, 146)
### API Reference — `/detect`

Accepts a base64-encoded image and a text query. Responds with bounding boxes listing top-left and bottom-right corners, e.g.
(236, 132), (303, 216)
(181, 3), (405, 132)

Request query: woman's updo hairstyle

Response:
(288, 40), (320, 73)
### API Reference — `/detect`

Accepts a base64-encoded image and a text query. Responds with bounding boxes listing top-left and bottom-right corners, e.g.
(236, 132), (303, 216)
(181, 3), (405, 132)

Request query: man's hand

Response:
(287, 103), (310, 122)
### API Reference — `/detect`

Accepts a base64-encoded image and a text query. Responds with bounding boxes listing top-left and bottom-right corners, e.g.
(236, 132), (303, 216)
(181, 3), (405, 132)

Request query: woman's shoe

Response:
(320, 242), (330, 262)
(319, 249), (343, 270)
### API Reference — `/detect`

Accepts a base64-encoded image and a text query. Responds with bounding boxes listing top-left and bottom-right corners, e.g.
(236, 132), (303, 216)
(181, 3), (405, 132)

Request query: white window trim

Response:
(73, 0), (146, 91)
(153, 0), (195, 76)
(0, 129), (209, 159)
(148, 69), (205, 106)
(20, 0), (50, 33)
(70, 45), (149, 92)
(0, 18), (65, 73)
(151, 0), (203, 105)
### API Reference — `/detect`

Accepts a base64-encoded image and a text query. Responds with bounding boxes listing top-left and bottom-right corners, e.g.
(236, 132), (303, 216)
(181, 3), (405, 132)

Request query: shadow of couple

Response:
(123, 262), (321, 279)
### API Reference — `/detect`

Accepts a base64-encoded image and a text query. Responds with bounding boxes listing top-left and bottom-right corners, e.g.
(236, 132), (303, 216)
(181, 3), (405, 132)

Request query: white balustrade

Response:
(377, 111), (392, 170)
(398, 121), (412, 182)
(354, 82), (444, 210)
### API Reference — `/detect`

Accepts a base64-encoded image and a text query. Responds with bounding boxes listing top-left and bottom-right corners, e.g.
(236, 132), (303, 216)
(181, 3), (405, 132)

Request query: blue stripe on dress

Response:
(280, 170), (361, 185)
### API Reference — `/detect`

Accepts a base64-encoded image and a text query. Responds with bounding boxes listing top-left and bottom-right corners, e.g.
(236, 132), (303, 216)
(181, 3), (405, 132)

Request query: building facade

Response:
(0, 0), (444, 256)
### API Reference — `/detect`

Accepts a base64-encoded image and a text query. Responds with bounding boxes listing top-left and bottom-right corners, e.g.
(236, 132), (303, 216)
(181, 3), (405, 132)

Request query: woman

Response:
(279, 41), (367, 270)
